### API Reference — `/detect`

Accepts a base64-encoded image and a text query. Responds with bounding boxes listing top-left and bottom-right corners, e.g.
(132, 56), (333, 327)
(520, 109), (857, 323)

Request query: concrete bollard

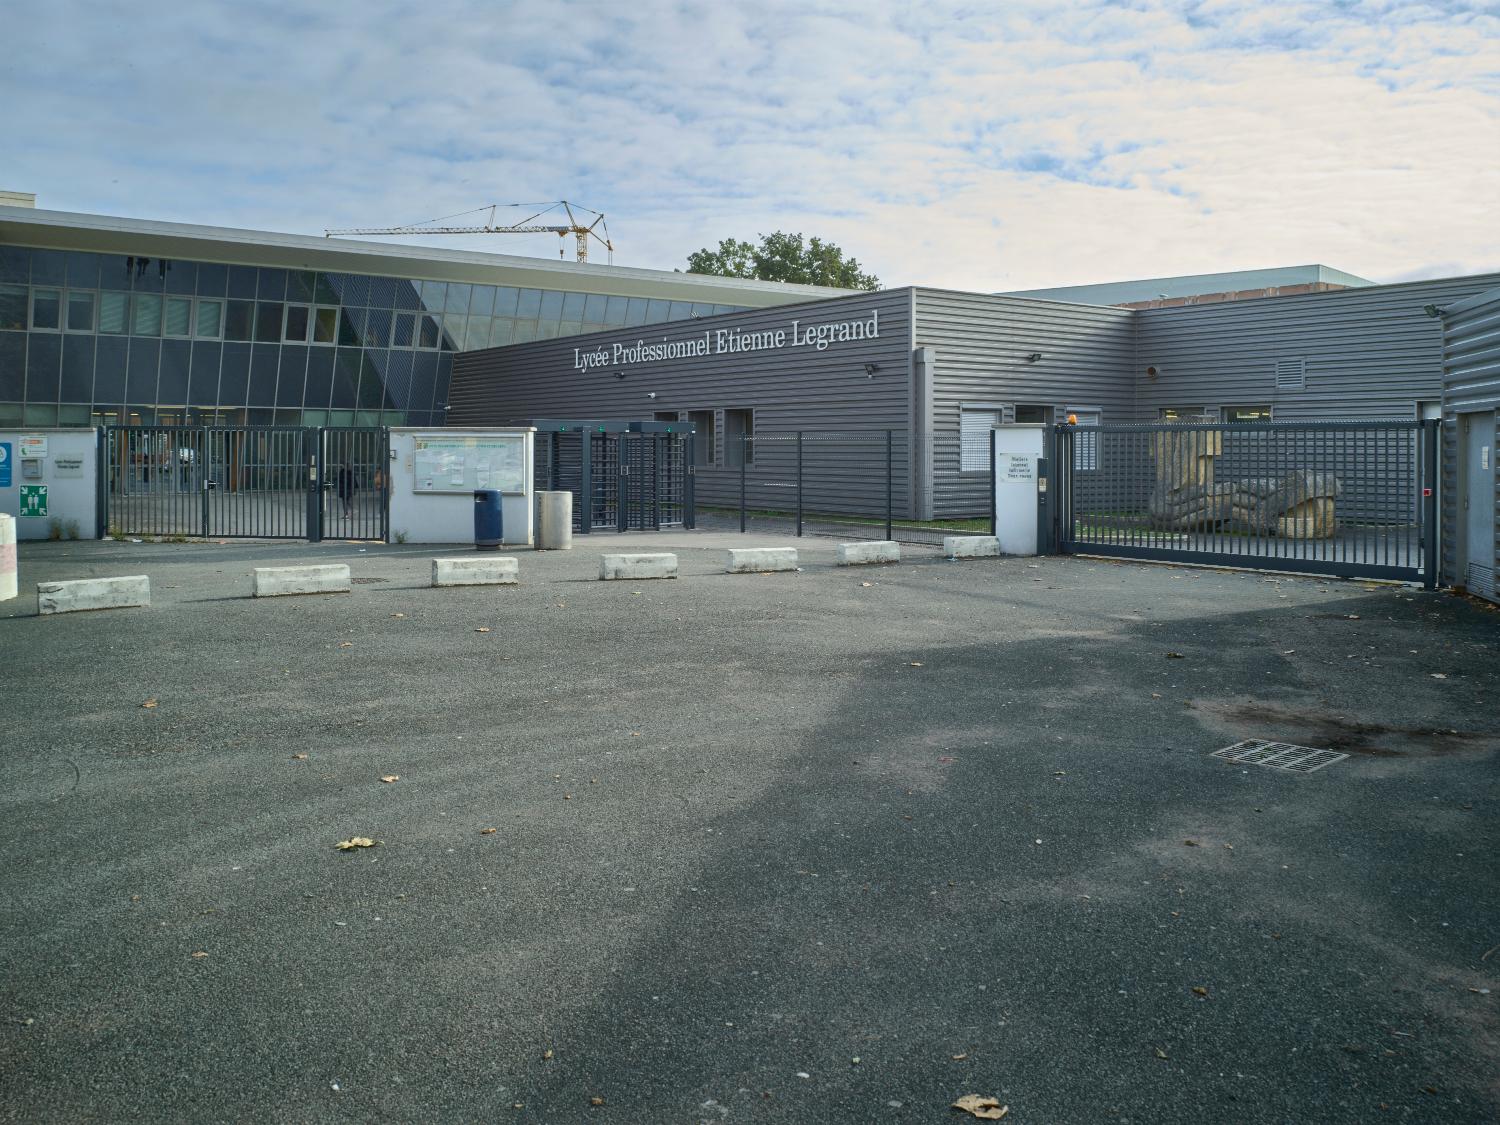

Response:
(0, 513), (15, 602)
(725, 547), (798, 573)
(37, 575), (150, 614)
(835, 540), (901, 566)
(432, 556), (519, 587)
(600, 553), (677, 580)
(537, 491), (573, 550)
(252, 564), (351, 597)
(943, 535), (1001, 559)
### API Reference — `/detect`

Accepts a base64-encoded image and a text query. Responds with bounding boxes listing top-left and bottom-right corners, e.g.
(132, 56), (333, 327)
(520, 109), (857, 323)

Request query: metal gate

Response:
(104, 425), (388, 541)
(534, 421), (695, 533)
(1054, 419), (1439, 585)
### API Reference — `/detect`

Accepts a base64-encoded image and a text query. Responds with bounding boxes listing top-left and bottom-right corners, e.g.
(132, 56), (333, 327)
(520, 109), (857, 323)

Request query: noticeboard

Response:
(413, 434), (526, 494)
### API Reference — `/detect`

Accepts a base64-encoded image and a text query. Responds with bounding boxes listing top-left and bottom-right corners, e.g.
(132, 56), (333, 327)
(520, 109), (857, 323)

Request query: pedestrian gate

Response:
(1052, 419), (1439, 585)
(103, 425), (388, 542)
(532, 419), (695, 533)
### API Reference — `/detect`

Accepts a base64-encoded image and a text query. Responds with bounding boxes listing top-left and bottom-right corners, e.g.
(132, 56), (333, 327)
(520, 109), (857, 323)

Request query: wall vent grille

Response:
(1274, 358), (1306, 390)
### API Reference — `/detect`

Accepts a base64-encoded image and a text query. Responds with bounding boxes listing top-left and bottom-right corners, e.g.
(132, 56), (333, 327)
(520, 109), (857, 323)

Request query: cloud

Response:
(2, 0), (1496, 290)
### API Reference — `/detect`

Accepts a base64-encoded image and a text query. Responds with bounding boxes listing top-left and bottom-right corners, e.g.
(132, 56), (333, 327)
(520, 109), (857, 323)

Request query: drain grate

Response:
(1212, 740), (1348, 773)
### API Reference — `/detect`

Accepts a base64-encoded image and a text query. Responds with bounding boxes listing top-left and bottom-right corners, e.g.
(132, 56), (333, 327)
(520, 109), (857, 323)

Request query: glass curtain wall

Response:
(0, 245), (746, 429)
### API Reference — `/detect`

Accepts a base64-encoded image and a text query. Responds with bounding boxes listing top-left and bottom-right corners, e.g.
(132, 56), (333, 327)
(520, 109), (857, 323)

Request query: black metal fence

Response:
(104, 425), (388, 541)
(1056, 420), (1438, 583)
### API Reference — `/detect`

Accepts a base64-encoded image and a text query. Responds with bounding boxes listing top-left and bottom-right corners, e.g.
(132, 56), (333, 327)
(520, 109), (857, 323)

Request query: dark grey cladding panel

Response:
(913, 288), (1136, 516)
(1438, 287), (1500, 587)
(1136, 272), (1500, 421)
(450, 288), (914, 430)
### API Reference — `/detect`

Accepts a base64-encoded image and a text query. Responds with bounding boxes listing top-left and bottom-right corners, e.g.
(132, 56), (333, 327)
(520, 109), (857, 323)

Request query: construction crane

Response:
(325, 201), (613, 264)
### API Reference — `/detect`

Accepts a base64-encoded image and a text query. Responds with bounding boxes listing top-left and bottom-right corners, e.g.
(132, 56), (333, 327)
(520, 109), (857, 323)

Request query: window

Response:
(195, 299), (222, 338)
(98, 292), (128, 334)
(1067, 408), (1101, 470)
(960, 408), (1000, 471)
(131, 293), (162, 336)
(163, 296), (192, 337)
(688, 410), (715, 466)
(284, 304), (310, 342)
(724, 409), (754, 466)
(31, 288), (61, 330)
(224, 299), (253, 341)
(1222, 405), (1272, 423)
(1, 284), (28, 330)
(66, 291), (95, 332)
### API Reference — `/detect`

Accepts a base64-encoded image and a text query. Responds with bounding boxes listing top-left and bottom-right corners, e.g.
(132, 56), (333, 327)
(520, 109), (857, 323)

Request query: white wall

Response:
(387, 428), (535, 546)
(0, 428), (100, 541)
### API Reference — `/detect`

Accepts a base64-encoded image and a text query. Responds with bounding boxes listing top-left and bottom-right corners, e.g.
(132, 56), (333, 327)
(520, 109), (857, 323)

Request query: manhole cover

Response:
(1211, 740), (1348, 773)
(350, 577), (389, 584)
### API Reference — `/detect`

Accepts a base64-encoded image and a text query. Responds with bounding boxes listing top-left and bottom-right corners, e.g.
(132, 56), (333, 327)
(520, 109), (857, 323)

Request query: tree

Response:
(685, 231), (880, 291)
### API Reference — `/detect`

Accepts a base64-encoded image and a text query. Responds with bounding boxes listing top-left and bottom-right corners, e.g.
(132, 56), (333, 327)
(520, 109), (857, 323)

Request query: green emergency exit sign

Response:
(20, 485), (47, 518)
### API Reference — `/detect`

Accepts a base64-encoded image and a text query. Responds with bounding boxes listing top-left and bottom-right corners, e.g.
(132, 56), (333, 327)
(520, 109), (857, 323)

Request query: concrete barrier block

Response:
(432, 556), (519, 587)
(37, 575), (150, 614)
(943, 535), (1001, 559)
(725, 547), (799, 574)
(252, 564), (351, 597)
(835, 541), (900, 566)
(600, 553), (678, 580)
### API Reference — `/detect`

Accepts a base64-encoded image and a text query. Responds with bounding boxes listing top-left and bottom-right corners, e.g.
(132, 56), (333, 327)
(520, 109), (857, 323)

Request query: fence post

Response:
(1422, 418), (1439, 589)
(885, 429), (894, 541)
(739, 433), (747, 533)
(796, 430), (803, 537)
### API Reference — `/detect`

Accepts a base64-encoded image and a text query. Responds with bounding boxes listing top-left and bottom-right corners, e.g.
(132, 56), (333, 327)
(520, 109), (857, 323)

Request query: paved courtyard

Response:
(2, 533), (1497, 1123)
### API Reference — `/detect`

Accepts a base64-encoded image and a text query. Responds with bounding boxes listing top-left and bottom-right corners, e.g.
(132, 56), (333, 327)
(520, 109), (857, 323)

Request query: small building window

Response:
(960, 408), (1000, 471)
(724, 408), (754, 466)
(30, 287), (61, 330)
(1222, 405), (1272, 423)
(688, 410), (715, 466)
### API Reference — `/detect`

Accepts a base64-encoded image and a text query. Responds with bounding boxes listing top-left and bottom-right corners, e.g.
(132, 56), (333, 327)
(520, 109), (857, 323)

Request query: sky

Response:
(4, 0), (1498, 291)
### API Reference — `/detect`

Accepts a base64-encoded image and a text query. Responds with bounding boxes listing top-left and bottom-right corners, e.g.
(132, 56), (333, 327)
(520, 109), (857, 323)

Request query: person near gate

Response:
(335, 462), (357, 516)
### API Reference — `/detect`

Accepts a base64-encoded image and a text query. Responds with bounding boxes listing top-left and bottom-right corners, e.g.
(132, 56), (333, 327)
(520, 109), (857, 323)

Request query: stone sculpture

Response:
(1147, 418), (1339, 539)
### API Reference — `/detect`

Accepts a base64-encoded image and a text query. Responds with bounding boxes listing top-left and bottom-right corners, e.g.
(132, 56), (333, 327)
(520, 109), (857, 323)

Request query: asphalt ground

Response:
(2, 533), (1498, 1124)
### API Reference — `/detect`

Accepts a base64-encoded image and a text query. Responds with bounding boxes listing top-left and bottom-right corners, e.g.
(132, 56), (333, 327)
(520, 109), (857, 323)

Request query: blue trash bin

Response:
(474, 489), (503, 551)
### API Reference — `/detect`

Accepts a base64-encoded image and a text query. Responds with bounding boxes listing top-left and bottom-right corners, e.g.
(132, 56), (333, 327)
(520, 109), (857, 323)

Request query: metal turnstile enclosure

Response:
(525, 419), (695, 534)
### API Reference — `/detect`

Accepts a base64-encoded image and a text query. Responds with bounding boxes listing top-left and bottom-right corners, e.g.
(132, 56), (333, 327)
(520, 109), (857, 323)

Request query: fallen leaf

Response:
(190, 951), (208, 959)
(480, 827), (497, 835)
(952, 1095), (1008, 1120)
(475, 627), (491, 633)
(337, 641), (353, 648)
(1191, 986), (1209, 997)
(335, 837), (376, 850)
(141, 698), (158, 709)
(380, 775), (399, 784)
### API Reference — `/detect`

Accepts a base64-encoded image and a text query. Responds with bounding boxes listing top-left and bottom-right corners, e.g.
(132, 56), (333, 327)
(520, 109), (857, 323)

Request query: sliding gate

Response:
(104, 425), (388, 541)
(1055, 419), (1439, 584)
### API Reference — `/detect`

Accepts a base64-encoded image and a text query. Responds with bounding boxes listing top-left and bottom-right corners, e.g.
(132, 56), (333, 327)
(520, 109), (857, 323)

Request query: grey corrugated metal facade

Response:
(1440, 286), (1500, 601)
(451, 269), (1500, 522)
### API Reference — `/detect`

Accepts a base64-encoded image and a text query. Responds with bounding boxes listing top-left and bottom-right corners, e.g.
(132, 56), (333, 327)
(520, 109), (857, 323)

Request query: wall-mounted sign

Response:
(18, 434), (47, 458)
(573, 309), (881, 373)
(19, 485), (46, 518)
(413, 434), (525, 494)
